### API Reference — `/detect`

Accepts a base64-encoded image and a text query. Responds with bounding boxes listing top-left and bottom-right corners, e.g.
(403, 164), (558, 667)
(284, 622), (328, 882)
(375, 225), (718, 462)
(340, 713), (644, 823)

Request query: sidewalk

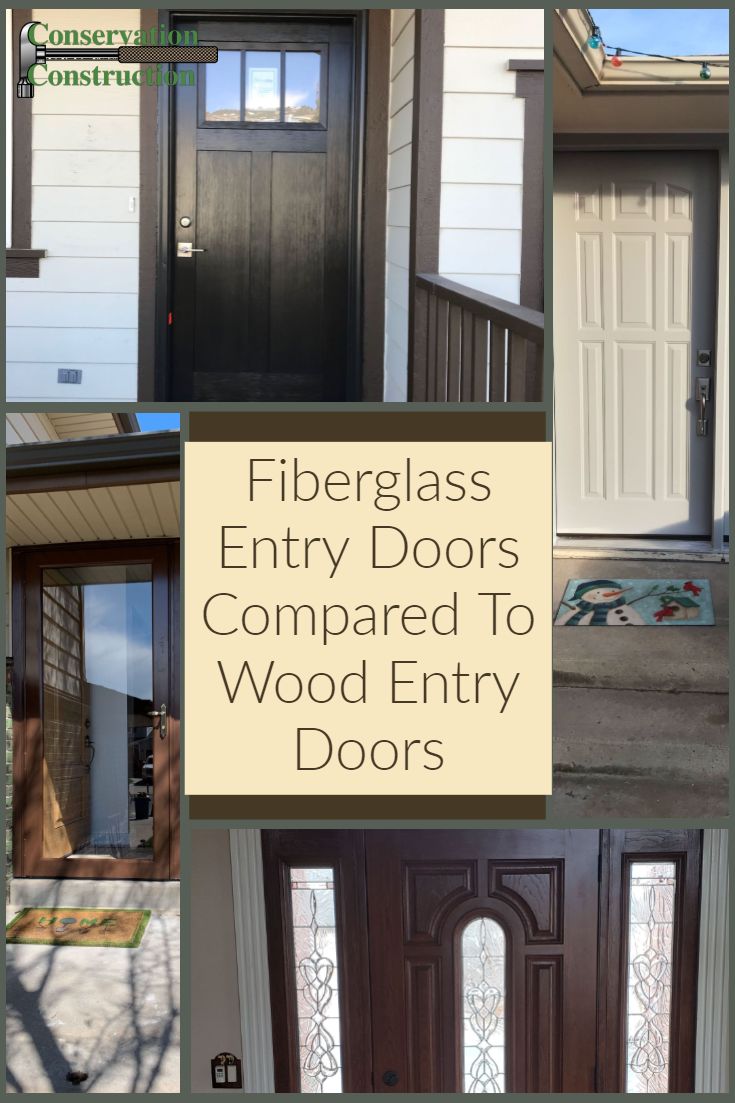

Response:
(6, 910), (180, 1093)
(550, 557), (729, 818)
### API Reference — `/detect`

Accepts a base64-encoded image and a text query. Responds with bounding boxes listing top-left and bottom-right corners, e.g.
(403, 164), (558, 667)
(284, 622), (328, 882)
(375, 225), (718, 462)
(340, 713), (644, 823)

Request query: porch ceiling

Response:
(5, 430), (180, 546)
(6, 481), (180, 546)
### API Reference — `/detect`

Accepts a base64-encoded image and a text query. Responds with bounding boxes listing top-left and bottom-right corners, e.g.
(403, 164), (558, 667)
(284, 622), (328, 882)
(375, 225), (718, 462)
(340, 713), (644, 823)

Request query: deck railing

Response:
(412, 274), (544, 402)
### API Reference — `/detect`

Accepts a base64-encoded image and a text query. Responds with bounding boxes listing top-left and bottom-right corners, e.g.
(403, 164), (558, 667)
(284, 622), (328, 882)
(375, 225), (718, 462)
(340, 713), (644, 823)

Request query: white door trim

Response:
(229, 828), (276, 1094)
(695, 829), (729, 1093)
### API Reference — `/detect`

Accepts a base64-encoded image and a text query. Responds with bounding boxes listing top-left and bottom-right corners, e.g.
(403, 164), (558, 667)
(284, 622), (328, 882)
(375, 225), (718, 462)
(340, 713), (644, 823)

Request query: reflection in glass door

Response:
(41, 564), (155, 861)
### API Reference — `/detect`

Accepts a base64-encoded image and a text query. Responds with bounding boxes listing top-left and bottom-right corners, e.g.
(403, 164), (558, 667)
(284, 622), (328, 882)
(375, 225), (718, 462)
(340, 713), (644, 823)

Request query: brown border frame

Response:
(7, 9), (46, 278)
(407, 8), (444, 399)
(12, 539), (180, 881)
(510, 60), (544, 312)
(138, 8), (161, 399)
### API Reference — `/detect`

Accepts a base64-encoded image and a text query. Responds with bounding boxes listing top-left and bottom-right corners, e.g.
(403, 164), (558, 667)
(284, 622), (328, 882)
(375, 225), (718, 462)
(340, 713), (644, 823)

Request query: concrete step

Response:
(8, 878), (180, 913)
(554, 627), (728, 693)
(551, 772), (729, 819)
(554, 686), (729, 781)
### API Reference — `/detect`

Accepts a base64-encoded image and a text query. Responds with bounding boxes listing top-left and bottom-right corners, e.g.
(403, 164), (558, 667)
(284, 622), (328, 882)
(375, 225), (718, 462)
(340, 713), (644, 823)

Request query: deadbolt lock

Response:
(179, 216), (192, 228)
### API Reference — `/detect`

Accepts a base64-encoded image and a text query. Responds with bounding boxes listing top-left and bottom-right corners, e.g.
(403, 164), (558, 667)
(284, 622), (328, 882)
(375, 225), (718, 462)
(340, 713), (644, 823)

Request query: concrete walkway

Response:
(551, 557), (729, 818)
(6, 910), (180, 1093)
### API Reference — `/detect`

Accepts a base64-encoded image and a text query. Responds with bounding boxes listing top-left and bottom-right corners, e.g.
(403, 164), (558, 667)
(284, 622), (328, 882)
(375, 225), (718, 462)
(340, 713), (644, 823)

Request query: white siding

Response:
(6, 9), (141, 402)
(439, 8), (543, 302)
(383, 8), (415, 402)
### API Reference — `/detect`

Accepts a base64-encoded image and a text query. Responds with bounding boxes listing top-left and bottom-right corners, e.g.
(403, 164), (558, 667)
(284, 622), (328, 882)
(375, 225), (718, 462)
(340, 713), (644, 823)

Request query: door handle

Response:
(695, 377), (711, 437)
(177, 241), (206, 258)
(147, 704), (168, 740)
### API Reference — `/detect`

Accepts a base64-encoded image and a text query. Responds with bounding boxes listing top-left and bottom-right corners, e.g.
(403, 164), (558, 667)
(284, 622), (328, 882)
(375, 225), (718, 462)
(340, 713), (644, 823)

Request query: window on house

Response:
(203, 46), (324, 126)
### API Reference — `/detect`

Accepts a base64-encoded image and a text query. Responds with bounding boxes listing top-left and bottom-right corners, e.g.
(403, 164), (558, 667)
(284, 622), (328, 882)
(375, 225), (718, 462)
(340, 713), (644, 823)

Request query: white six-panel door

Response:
(554, 152), (716, 536)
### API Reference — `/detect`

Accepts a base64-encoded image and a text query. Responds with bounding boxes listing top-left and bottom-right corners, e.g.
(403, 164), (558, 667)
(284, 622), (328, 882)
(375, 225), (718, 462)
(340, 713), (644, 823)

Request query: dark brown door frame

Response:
(141, 9), (387, 402)
(12, 540), (180, 881)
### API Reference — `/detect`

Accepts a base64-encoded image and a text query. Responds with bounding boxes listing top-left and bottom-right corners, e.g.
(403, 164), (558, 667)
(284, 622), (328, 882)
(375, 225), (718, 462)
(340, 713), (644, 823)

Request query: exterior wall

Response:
(191, 830), (243, 1092)
(439, 8), (543, 302)
(383, 8), (415, 402)
(6, 9), (141, 402)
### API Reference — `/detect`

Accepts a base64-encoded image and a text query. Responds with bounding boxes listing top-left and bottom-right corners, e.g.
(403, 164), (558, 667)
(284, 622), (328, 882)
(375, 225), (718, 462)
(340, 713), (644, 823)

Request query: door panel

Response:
(170, 18), (358, 401)
(14, 543), (178, 881)
(554, 153), (717, 535)
(366, 831), (600, 1093)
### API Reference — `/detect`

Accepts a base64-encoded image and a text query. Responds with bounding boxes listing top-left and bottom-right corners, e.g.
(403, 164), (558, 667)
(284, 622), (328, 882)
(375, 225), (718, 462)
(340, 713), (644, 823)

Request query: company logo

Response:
(17, 21), (218, 97)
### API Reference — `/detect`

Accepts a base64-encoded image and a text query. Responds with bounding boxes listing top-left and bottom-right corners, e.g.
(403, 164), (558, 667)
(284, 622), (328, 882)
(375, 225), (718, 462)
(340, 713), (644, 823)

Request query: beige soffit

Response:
(5, 412), (138, 445)
(554, 8), (729, 92)
(6, 481), (180, 546)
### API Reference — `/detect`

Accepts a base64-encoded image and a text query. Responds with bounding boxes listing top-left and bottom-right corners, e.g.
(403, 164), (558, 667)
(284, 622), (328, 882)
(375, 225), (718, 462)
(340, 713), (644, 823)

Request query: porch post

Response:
(408, 9), (444, 399)
(229, 828), (275, 1093)
(695, 829), (729, 1092)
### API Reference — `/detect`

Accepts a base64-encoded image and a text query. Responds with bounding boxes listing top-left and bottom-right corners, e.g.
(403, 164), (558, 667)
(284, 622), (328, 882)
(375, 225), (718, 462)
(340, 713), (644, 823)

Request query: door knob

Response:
(177, 242), (206, 258)
(147, 704), (167, 740)
(381, 1071), (399, 1087)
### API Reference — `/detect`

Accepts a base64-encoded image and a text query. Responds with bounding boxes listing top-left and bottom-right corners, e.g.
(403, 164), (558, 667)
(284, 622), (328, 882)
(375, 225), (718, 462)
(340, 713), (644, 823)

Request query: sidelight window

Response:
(204, 48), (324, 126)
(625, 862), (677, 1093)
(461, 917), (506, 1093)
(289, 867), (343, 1093)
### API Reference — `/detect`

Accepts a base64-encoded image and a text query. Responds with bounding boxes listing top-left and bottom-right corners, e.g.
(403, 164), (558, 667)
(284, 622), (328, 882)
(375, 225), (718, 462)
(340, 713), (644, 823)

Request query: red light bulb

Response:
(611, 50), (623, 68)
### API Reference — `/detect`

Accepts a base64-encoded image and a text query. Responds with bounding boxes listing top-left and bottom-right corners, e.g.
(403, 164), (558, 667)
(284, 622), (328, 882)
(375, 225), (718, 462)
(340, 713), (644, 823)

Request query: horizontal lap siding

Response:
(6, 9), (141, 401)
(383, 9), (415, 402)
(439, 9), (543, 303)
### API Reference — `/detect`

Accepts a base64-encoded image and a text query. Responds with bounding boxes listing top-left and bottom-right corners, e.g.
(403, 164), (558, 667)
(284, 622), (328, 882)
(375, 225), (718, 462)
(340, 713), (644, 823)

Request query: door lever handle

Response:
(177, 242), (206, 258)
(147, 704), (168, 740)
(695, 377), (711, 437)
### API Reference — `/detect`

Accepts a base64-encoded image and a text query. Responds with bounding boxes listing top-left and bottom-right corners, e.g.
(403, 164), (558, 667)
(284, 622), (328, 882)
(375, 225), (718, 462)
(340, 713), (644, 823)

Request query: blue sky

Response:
(136, 413), (180, 432)
(590, 9), (729, 55)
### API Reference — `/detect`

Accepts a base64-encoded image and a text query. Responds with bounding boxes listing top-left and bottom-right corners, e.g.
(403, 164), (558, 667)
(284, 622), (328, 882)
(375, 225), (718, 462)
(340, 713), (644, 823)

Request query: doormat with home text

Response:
(555, 579), (714, 626)
(6, 908), (151, 947)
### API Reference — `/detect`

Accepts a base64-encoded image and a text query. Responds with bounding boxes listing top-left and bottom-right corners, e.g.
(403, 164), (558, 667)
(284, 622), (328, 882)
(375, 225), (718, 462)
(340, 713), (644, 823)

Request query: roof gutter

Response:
(6, 430), (180, 494)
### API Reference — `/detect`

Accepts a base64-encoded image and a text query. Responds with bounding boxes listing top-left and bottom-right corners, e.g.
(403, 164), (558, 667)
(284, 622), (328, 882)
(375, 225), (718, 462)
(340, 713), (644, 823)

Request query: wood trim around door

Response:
(510, 60), (544, 312)
(598, 829), (702, 1092)
(12, 540), (180, 881)
(407, 8), (444, 399)
(262, 829), (372, 1092)
(147, 8), (376, 401)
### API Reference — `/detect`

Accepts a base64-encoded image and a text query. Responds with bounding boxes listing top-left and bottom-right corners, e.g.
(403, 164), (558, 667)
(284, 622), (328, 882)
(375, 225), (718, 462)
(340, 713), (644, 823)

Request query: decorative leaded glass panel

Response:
(461, 917), (506, 1093)
(289, 868), (342, 1093)
(625, 861), (677, 1093)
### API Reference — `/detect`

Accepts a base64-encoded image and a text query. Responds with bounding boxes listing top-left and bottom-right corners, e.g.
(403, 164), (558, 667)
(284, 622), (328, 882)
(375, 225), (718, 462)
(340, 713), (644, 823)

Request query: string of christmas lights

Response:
(584, 15), (729, 80)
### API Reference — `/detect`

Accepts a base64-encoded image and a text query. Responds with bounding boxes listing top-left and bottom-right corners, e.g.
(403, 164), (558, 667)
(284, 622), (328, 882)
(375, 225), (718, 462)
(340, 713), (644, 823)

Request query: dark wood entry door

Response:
(366, 830), (599, 1093)
(263, 829), (702, 1094)
(170, 16), (359, 401)
(12, 542), (180, 881)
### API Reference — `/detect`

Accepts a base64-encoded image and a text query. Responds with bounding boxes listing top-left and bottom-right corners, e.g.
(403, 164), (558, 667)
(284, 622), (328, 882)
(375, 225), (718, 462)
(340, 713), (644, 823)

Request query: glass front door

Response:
(15, 543), (177, 880)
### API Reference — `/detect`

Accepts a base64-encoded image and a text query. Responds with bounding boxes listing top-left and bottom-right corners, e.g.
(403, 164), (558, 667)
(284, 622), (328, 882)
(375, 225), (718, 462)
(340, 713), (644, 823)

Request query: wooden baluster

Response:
(508, 332), (529, 401)
(434, 296), (449, 402)
(489, 323), (506, 402)
(471, 315), (489, 401)
(447, 304), (462, 401)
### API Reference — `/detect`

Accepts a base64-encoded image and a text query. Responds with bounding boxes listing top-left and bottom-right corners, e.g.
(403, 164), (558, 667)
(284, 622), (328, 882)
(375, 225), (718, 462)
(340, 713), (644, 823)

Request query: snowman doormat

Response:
(555, 579), (714, 626)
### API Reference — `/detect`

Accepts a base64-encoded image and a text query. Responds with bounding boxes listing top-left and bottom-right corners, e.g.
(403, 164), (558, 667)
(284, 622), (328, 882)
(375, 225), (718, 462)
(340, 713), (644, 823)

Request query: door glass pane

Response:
(41, 565), (154, 861)
(626, 861), (677, 1093)
(245, 51), (282, 122)
(205, 49), (242, 122)
(285, 52), (321, 123)
(461, 917), (506, 1093)
(289, 868), (342, 1093)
